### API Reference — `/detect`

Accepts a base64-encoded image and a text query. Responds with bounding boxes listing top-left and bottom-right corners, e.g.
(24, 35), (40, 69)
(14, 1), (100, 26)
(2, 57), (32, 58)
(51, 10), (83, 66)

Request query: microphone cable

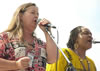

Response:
(45, 26), (59, 71)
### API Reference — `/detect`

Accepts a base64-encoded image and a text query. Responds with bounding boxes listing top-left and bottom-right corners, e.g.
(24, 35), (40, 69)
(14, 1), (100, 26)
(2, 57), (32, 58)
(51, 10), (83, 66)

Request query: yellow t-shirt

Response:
(46, 48), (96, 71)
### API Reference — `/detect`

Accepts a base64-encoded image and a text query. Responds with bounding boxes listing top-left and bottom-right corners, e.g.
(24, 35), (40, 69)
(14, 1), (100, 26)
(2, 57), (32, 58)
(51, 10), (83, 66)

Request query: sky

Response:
(0, 0), (100, 70)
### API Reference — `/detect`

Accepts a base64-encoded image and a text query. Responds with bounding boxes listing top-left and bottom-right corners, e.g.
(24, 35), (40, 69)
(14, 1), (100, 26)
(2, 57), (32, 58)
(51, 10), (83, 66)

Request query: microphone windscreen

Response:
(36, 19), (41, 24)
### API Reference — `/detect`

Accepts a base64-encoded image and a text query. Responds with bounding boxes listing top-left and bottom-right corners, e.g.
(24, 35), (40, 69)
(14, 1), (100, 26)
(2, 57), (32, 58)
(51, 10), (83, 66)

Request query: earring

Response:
(74, 43), (78, 50)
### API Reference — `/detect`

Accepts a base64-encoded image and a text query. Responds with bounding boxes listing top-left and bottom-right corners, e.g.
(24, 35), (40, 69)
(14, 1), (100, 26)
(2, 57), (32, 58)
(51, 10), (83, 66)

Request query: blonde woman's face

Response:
(77, 27), (93, 50)
(21, 6), (39, 33)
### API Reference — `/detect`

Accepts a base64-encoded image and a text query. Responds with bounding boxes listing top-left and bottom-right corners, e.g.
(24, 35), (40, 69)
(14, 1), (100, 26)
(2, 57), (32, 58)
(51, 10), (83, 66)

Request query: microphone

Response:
(37, 19), (56, 29)
(92, 41), (100, 44)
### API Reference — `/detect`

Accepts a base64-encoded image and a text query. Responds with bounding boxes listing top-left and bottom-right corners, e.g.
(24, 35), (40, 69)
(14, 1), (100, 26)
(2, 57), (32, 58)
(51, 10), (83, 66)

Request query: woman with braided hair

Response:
(46, 26), (96, 71)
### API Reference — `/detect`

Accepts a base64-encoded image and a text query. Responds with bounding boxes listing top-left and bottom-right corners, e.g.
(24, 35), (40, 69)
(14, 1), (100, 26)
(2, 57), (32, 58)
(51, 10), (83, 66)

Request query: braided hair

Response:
(67, 26), (83, 50)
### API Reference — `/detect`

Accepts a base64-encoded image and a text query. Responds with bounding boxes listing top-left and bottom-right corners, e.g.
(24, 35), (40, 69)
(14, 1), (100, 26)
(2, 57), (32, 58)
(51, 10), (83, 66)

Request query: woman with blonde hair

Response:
(0, 2), (58, 71)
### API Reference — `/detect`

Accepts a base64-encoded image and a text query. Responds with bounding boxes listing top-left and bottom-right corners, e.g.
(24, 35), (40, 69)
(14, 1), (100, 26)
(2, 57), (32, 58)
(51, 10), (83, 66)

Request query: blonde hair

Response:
(4, 3), (36, 41)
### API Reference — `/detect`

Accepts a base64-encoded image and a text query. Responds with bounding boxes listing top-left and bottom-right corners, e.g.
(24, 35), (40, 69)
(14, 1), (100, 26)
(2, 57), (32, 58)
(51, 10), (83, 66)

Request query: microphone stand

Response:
(45, 27), (76, 71)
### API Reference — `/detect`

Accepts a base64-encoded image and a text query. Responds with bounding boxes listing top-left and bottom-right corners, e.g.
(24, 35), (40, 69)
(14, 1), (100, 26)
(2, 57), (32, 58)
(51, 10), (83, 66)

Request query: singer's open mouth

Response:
(88, 39), (92, 43)
(34, 19), (37, 23)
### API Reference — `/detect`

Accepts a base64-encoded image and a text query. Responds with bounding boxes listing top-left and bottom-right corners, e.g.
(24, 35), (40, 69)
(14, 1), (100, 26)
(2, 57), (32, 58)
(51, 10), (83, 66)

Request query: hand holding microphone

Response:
(37, 18), (56, 32)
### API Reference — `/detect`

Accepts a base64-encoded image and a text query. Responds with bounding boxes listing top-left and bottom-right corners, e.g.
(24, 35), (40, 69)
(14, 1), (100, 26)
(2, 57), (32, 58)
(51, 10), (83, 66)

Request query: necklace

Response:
(27, 43), (35, 48)
(24, 40), (35, 48)
(75, 50), (90, 71)
(79, 57), (90, 71)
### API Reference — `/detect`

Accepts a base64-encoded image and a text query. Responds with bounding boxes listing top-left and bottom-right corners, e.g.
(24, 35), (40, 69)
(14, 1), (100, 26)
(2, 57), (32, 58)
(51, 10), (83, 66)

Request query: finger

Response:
(23, 64), (29, 68)
(22, 59), (30, 62)
(21, 62), (29, 68)
(21, 57), (30, 61)
(40, 18), (49, 25)
(21, 61), (29, 65)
